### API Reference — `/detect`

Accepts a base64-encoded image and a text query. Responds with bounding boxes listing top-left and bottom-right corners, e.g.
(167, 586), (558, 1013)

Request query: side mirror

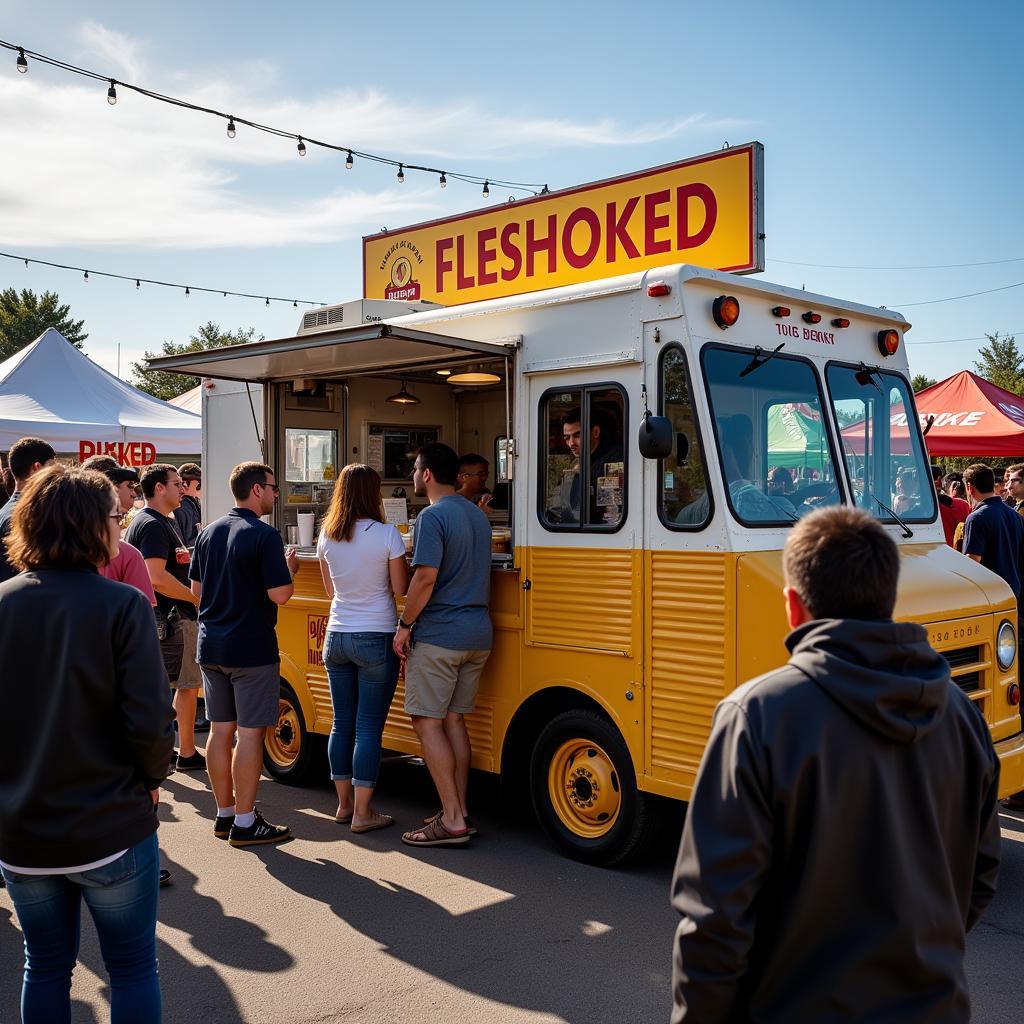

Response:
(638, 413), (673, 460)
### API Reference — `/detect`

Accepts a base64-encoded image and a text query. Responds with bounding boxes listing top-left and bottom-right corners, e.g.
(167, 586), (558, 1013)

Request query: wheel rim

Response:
(265, 697), (301, 768)
(547, 737), (621, 838)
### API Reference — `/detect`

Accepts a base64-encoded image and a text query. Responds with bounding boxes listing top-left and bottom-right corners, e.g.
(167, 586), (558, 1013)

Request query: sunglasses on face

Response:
(259, 482), (281, 494)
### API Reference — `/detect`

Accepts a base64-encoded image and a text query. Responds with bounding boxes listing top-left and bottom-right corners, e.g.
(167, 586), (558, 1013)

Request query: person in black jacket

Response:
(671, 505), (1001, 1024)
(0, 465), (174, 1024)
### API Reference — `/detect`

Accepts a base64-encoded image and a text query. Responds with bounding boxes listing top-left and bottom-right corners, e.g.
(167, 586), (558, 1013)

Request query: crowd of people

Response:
(0, 435), (493, 1021)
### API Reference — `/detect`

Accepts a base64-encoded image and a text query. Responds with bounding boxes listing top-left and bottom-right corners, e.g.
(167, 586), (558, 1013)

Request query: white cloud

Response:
(0, 22), (751, 250)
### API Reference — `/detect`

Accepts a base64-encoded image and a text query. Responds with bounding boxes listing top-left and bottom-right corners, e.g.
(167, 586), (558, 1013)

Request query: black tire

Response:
(529, 707), (661, 866)
(263, 681), (322, 785)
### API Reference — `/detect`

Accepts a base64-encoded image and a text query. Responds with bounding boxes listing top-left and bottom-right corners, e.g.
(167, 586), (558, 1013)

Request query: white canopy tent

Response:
(0, 328), (201, 458)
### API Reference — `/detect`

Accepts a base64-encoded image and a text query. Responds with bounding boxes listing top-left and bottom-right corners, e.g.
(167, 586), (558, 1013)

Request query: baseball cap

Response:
(107, 467), (141, 485)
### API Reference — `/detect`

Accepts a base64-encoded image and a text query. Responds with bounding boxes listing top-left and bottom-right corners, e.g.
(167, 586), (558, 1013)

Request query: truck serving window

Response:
(827, 364), (937, 524)
(539, 385), (626, 531)
(701, 346), (842, 526)
(659, 346), (711, 529)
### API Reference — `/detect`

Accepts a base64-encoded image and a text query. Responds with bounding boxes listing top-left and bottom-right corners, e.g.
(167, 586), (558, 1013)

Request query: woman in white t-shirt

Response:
(317, 465), (409, 833)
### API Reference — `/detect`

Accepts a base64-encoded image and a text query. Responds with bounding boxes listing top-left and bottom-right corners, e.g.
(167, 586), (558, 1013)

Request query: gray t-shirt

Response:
(411, 495), (492, 651)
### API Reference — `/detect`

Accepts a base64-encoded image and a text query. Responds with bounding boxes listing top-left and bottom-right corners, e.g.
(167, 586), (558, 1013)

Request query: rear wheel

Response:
(529, 708), (661, 866)
(263, 682), (321, 785)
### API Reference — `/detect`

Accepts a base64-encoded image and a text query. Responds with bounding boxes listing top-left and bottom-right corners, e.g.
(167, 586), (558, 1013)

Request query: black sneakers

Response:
(214, 814), (235, 840)
(176, 751), (206, 772)
(159, 868), (172, 887)
(228, 809), (290, 847)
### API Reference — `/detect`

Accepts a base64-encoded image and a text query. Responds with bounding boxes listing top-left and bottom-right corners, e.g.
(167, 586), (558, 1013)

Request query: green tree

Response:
(911, 373), (937, 393)
(973, 332), (1023, 395)
(0, 288), (88, 359)
(130, 322), (262, 400)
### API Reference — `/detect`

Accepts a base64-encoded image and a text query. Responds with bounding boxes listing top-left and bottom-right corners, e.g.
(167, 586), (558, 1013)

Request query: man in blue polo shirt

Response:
(964, 463), (1024, 812)
(189, 461), (298, 847)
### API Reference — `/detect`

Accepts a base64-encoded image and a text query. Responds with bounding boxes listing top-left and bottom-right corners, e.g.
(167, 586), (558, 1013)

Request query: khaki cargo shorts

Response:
(404, 642), (490, 719)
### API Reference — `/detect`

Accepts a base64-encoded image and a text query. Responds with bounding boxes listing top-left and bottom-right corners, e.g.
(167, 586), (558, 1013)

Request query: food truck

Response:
(151, 263), (1024, 864)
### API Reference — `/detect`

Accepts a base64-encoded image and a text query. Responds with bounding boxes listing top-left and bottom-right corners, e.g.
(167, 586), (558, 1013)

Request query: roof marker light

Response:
(712, 295), (740, 329)
(877, 329), (900, 357)
(647, 281), (671, 297)
(802, 311), (822, 324)
(831, 317), (850, 329)
(771, 306), (791, 318)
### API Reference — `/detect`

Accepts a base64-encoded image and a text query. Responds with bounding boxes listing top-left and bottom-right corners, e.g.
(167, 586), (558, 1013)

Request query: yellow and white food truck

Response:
(152, 263), (1024, 864)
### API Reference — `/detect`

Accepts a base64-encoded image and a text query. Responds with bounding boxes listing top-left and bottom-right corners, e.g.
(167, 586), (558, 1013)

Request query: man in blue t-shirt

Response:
(963, 463), (1024, 598)
(964, 463), (1024, 812)
(394, 443), (492, 848)
(188, 461), (298, 848)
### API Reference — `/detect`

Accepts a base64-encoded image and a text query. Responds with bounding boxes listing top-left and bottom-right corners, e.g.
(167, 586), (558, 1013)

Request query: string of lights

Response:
(772, 256), (1024, 271)
(0, 38), (550, 198)
(1, 251), (327, 308)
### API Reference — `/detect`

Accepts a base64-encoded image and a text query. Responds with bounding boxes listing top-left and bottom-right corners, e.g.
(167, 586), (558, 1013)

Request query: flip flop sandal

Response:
(350, 813), (394, 834)
(402, 817), (471, 847)
(423, 809), (478, 836)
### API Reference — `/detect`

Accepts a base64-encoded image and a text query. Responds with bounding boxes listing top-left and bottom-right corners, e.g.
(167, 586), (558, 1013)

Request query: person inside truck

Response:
(455, 454), (493, 510)
(718, 414), (796, 523)
(550, 407), (623, 524)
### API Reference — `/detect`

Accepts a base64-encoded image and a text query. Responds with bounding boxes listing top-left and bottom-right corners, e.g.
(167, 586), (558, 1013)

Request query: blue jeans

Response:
(323, 631), (399, 787)
(0, 833), (161, 1024)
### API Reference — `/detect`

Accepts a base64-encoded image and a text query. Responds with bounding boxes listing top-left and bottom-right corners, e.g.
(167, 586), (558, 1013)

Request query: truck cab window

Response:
(828, 364), (936, 523)
(702, 346), (842, 526)
(540, 386), (626, 530)
(659, 347), (711, 529)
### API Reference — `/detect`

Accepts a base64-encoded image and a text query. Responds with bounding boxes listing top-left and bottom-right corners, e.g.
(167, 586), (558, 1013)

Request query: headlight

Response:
(997, 619), (1016, 671)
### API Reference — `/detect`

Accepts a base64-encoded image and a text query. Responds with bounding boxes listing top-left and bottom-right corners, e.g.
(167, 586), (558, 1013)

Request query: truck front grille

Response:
(940, 645), (984, 694)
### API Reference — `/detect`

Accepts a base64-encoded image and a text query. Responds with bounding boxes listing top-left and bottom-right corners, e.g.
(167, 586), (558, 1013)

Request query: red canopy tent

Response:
(911, 371), (1024, 456)
(841, 370), (1024, 457)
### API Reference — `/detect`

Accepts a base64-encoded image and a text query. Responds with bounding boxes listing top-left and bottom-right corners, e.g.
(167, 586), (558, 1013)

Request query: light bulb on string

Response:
(265, 298), (270, 306)
(297, 137), (306, 156)
(439, 172), (447, 189)
(16, 48), (28, 73)
(107, 80), (117, 105)
(293, 301), (297, 309)
(185, 287), (190, 297)
(482, 180), (490, 198)
(345, 151), (353, 169)
(83, 271), (89, 283)
(227, 117), (236, 139)
(397, 164), (405, 184)
(135, 279), (140, 290)
(23, 258), (28, 267)
(541, 184), (549, 195)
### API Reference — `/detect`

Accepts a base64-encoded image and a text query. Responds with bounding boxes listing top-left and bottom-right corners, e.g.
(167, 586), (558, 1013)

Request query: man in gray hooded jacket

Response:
(671, 506), (1000, 1023)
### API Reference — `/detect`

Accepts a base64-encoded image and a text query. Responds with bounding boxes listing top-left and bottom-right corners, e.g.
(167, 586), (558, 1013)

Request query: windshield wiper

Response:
(874, 496), (914, 539)
(739, 342), (785, 379)
(855, 362), (884, 394)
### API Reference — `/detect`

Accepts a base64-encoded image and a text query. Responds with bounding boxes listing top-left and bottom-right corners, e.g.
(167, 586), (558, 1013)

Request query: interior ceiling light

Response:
(447, 366), (501, 386)
(386, 381), (420, 405)
(436, 368), (452, 376)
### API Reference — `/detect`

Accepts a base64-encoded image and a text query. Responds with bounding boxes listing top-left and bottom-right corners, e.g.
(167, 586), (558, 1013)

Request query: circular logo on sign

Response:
(391, 257), (412, 289)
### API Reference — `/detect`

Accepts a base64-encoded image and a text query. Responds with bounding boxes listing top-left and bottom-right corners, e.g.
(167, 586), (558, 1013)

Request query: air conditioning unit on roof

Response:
(296, 298), (440, 336)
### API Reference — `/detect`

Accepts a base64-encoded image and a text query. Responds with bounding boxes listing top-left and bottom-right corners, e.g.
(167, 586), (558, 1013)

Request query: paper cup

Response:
(297, 512), (315, 547)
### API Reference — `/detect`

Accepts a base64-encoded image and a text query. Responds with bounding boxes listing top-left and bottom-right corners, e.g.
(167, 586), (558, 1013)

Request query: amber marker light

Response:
(1009, 683), (1020, 707)
(771, 306), (791, 317)
(877, 329), (900, 356)
(712, 295), (740, 329)
(647, 281), (671, 297)
(802, 311), (822, 324)
(831, 317), (850, 329)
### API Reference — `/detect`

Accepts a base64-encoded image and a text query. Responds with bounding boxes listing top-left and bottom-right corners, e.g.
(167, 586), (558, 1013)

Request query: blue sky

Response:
(1, 0), (1022, 382)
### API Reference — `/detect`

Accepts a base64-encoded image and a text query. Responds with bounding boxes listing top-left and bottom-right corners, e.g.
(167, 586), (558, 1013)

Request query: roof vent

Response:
(296, 299), (442, 336)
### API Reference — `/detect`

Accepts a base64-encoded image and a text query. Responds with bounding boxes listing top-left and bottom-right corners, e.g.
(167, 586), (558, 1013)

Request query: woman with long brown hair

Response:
(317, 464), (409, 832)
(0, 466), (173, 1023)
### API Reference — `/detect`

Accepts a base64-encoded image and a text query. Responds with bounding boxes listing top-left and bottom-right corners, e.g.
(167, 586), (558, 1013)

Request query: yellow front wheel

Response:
(530, 708), (662, 866)
(263, 682), (320, 785)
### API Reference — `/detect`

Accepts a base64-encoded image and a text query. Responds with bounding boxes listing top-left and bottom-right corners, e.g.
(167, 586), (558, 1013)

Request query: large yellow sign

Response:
(363, 143), (763, 305)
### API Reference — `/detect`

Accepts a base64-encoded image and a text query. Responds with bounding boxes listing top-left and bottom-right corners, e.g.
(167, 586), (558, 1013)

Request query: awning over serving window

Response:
(146, 323), (512, 383)
(840, 370), (1024, 458)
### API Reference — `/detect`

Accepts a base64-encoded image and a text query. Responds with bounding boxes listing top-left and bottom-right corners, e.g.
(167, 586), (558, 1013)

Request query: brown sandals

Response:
(423, 810), (478, 836)
(401, 816), (471, 847)
(350, 812), (394, 834)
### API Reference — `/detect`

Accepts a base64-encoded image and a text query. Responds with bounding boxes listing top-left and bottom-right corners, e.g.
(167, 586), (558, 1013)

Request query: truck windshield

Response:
(827, 364), (937, 524)
(702, 346), (842, 526)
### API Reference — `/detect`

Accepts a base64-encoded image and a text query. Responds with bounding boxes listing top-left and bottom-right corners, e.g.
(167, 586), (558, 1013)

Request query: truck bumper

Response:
(995, 729), (1024, 798)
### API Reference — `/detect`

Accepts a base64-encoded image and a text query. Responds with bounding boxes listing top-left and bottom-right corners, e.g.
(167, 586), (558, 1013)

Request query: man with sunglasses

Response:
(174, 463), (203, 546)
(188, 462), (298, 846)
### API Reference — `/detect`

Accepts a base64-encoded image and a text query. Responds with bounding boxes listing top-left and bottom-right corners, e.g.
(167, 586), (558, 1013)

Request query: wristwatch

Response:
(398, 618), (416, 630)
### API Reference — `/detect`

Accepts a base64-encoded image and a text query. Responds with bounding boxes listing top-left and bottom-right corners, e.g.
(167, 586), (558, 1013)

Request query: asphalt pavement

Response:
(1, 754), (1022, 1023)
